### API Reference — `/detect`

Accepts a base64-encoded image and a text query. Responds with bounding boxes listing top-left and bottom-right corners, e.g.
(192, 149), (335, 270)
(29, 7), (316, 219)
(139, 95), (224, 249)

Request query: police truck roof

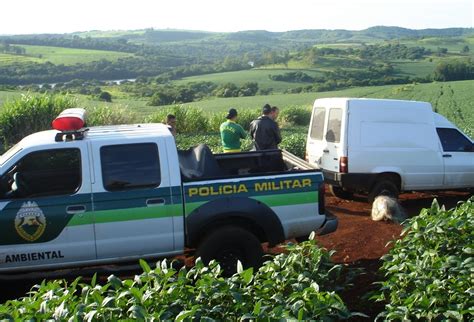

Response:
(18, 123), (172, 149)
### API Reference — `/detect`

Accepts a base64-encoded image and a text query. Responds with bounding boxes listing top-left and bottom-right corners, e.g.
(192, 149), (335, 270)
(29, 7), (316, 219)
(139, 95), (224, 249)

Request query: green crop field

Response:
(1, 80), (472, 136)
(161, 80), (474, 136)
(1, 45), (134, 66)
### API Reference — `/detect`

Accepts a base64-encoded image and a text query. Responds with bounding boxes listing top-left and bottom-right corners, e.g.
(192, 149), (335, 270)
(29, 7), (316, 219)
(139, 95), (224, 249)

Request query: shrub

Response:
(279, 106), (312, 126)
(0, 93), (77, 148)
(280, 132), (307, 158)
(98, 91), (112, 102)
(375, 198), (474, 320)
(0, 237), (357, 320)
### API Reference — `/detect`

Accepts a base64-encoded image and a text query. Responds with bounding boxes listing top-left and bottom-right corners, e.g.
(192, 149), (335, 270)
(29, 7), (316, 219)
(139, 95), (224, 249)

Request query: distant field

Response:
(1, 80), (473, 137)
(401, 36), (474, 55)
(0, 90), (23, 106)
(0, 53), (39, 65)
(72, 30), (146, 38)
(1, 45), (134, 66)
(175, 68), (326, 92)
(392, 59), (438, 77)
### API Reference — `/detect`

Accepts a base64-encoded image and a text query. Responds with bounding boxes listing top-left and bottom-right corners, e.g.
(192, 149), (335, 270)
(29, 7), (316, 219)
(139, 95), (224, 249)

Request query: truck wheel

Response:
(368, 180), (399, 203)
(328, 184), (353, 200)
(196, 226), (263, 276)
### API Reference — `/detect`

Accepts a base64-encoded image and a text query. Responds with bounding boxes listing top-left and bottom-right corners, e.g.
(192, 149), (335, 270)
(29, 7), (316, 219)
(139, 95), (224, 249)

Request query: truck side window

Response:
(0, 148), (81, 199)
(101, 143), (161, 192)
(310, 107), (326, 140)
(326, 108), (342, 143)
(436, 128), (473, 152)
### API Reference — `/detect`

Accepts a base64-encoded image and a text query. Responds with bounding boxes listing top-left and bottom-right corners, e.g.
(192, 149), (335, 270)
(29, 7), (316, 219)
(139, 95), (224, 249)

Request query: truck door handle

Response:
(443, 154), (452, 158)
(323, 149), (329, 153)
(66, 205), (86, 214)
(146, 198), (165, 207)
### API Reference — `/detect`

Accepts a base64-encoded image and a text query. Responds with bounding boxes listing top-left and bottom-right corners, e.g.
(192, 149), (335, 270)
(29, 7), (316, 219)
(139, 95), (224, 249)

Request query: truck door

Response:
(0, 146), (95, 270)
(91, 141), (176, 260)
(436, 128), (474, 188)
(321, 108), (344, 172)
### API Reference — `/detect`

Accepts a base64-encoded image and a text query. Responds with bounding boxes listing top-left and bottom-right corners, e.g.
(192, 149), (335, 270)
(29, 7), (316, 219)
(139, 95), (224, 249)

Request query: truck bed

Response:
(178, 144), (319, 182)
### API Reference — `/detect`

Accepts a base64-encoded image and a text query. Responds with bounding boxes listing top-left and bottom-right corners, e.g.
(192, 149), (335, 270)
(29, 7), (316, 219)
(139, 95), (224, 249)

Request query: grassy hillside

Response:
(0, 45), (134, 66)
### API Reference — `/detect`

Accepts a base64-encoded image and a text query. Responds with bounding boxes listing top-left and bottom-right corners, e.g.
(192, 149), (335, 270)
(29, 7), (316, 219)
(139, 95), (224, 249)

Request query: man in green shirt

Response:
(220, 108), (247, 153)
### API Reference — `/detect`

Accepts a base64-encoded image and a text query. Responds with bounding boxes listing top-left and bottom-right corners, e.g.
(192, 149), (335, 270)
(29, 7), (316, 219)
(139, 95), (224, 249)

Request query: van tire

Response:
(368, 180), (399, 203)
(196, 226), (263, 276)
(329, 184), (353, 200)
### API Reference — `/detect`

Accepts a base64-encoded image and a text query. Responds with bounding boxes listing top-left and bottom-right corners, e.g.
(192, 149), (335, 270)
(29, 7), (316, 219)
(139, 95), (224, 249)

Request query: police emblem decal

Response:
(14, 201), (46, 242)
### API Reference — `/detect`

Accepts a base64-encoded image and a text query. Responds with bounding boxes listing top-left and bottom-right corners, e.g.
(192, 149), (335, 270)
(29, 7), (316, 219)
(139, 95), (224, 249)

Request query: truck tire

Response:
(368, 180), (399, 203)
(328, 184), (353, 200)
(196, 226), (263, 276)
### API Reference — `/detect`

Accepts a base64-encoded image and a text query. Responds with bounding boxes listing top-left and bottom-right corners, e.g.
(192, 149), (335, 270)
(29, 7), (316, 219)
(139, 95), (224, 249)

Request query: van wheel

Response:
(368, 180), (399, 203)
(196, 226), (263, 277)
(329, 184), (353, 200)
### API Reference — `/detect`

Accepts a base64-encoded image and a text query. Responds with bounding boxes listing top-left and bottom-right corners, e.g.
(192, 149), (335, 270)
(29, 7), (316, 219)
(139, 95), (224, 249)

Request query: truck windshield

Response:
(0, 144), (22, 167)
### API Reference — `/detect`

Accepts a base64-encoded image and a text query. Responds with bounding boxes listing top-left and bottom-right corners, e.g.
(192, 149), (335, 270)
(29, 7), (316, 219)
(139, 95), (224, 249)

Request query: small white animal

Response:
(371, 196), (407, 223)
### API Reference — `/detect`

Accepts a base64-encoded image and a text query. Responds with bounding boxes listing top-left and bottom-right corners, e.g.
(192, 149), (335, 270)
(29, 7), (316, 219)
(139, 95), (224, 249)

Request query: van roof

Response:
(17, 123), (172, 149)
(313, 97), (432, 110)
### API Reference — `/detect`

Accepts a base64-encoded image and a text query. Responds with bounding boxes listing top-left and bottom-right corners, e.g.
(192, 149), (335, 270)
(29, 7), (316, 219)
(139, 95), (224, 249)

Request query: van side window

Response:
(101, 143), (161, 192)
(0, 148), (81, 199)
(326, 108), (342, 143)
(310, 108), (326, 140)
(436, 128), (473, 152)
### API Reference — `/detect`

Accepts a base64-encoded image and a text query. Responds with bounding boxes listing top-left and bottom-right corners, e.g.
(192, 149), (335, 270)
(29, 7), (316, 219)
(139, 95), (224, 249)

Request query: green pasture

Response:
(0, 53), (39, 66)
(392, 59), (438, 77)
(400, 36), (474, 55)
(3, 45), (134, 65)
(175, 68), (325, 92)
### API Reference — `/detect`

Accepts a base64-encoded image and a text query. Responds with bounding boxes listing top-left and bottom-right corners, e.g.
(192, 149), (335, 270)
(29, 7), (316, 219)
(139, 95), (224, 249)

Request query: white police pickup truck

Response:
(0, 112), (337, 275)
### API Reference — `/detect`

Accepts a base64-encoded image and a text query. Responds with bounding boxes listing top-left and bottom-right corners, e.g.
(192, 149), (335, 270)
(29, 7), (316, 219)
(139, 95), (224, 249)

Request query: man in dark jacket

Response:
(249, 104), (282, 150)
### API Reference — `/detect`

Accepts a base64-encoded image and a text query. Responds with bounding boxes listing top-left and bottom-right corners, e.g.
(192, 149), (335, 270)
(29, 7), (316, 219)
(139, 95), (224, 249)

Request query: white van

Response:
(306, 98), (474, 201)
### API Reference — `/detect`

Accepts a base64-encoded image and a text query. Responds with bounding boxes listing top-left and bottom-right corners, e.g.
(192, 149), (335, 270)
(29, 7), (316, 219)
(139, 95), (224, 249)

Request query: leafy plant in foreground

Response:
(375, 197), (474, 321)
(0, 237), (359, 320)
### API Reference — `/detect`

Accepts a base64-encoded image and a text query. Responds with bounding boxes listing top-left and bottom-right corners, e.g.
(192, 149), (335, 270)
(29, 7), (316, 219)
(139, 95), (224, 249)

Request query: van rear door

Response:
(321, 108), (345, 172)
(306, 107), (326, 166)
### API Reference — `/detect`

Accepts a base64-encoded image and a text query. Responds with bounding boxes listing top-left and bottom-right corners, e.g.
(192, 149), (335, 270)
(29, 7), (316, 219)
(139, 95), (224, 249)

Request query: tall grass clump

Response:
(375, 197), (474, 321)
(279, 105), (312, 127)
(146, 105), (209, 133)
(0, 237), (359, 320)
(86, 105), (138, 126)
(0, 93), (77, 148)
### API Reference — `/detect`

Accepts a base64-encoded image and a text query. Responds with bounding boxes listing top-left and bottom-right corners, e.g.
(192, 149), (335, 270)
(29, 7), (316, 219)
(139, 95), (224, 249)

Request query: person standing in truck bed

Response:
(249, 104), (282, 150)
(219, 108), (247, 153)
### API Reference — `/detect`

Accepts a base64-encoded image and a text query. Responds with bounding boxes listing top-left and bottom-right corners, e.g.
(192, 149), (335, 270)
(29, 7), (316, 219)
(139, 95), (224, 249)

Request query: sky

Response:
(0, 0), (472, 35)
